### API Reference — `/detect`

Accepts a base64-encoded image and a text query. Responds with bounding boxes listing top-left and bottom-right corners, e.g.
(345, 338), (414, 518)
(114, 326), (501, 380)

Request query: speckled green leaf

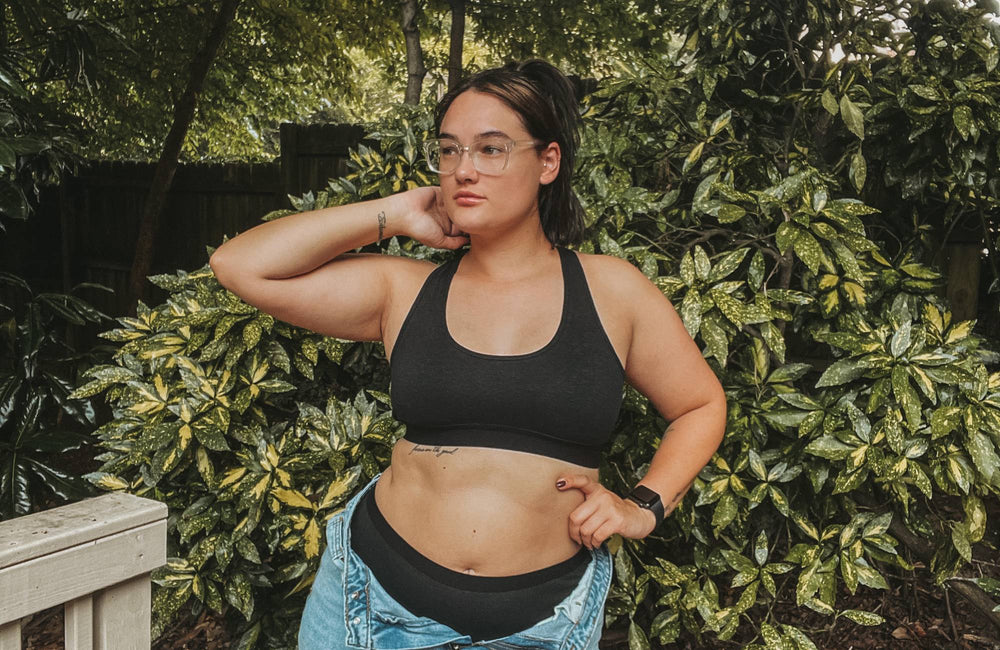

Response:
(931, 406), (962, 438)
(749, 250), (765, 289)
(680, 251), (696, 287)
(833, 468), (866, 494)
(593, 231), (622, 260)
(909, 84), (941, 101)
(710, 289), (747, 327)
(804, 436), (854, 460)
(710, 109), (732, 136)
(693, 246), (711, 280)
(952, 523), (972, 562)
(628, 619), (651, 650)
(890, 320), (912, 358)
(967, 432), (1000, 484)
(892, 366), (922, 429)
(840, 610), (884, 626)
(680, 289), (703, 338)
(793, 230), (824, 275)
(840, 95), (865, 140)
(948, 455), (973, 494)
(717, 203), (746, 223)
(953, 105), (973, 140)
(760, 622), (783, 648)
(712, 491), (738, 529)
(683, 142), (705, 174)
(855, 563), (888, 590)
(242, 322), (262, 349)
(776, 222), (798, 255)
(707, 248), (749, 282)
(782, 625), (818, 650)
(908, 464), (933, 498)
(225, 572), (254, 621)
(700, 317), (728, 365)
(821, 89), (839, 116)
(849, 150), (866, 192)
(816, 358), (865, 387)
(768, 486), (790, 516)
(760, 321), (786, 364)
(908, 366), (936, 403)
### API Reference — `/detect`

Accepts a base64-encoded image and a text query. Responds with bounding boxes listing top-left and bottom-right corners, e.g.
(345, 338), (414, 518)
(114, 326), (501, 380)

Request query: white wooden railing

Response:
(0, 493), (167, 650)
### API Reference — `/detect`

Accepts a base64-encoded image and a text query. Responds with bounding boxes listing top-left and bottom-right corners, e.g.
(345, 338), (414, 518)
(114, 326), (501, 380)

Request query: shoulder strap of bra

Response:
(557, 246), (596, 322)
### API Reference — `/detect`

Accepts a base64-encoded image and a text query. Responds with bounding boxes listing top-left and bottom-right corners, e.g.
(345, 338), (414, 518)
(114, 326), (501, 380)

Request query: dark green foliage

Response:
(0, 273), (108, 519)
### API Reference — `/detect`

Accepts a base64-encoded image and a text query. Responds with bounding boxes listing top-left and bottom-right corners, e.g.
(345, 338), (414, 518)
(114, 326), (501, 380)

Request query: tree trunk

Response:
(126, 0), (241, 311)
(447, 0), (465, 91)
(401, 0), (426, 104)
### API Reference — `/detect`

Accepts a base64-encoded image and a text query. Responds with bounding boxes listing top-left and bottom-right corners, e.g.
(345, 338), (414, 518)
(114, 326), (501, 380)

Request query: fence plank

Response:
(65, 595), (94, 650)
(0, 622), (19, 650)
(93, 574), (150, 650)
(0, 493), (165, 569)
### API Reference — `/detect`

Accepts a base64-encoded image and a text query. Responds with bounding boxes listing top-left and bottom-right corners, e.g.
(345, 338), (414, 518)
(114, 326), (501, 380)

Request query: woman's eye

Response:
(480, 145), (503, 156)
(440, 146), (460, 156)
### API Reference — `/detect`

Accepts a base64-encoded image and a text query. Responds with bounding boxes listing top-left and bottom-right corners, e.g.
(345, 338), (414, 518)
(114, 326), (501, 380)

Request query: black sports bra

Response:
(389, 246), (626, 468)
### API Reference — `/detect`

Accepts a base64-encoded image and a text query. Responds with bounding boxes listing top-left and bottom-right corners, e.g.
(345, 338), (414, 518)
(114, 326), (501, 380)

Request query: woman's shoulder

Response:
(572, 249), (655, 296)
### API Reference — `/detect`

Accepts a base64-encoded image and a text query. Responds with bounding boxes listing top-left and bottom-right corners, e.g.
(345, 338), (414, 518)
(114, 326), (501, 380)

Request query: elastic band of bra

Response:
(358, 487), (589, 592)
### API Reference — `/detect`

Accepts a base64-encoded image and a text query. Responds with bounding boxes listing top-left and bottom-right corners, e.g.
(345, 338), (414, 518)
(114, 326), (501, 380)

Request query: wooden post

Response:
(94, 575), (150, 649)
(944, 243), (981, 322)
(0, 622), (19, 650)
(280, 122), (300, 198)
(65, 595), (94, 650)
(0, 493), (167, 649)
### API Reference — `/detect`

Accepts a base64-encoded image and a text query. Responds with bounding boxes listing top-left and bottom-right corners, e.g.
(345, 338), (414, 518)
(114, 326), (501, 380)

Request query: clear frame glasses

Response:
(423, 136), (544, 175)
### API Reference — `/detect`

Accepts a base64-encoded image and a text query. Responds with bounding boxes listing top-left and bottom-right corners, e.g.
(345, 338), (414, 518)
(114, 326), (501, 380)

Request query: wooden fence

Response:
(0, 123), (366, 320)
(0, 493), (167, 649)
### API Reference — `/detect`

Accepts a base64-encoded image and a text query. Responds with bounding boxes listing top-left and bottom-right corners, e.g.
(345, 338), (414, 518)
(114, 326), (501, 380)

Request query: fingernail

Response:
(556, 480), (566, 488)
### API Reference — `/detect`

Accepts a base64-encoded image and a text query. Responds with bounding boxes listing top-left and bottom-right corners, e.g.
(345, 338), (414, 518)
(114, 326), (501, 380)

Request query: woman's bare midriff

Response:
(373, 438), (597, 576)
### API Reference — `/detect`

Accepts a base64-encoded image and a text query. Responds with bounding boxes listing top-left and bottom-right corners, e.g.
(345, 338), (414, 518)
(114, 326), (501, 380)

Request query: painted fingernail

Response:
(556, 480), (566, 488)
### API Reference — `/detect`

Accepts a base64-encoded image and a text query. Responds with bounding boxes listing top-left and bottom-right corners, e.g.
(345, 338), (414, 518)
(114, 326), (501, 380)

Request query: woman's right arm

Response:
(209, 187), (468, 341)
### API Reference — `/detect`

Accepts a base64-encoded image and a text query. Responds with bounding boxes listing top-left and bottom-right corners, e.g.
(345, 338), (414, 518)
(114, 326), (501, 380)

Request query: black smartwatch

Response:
(625, 485), (665, 529)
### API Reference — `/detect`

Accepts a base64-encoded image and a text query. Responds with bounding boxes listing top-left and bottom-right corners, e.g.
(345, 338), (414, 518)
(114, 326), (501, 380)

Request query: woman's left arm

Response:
(558, 257), (728, 549)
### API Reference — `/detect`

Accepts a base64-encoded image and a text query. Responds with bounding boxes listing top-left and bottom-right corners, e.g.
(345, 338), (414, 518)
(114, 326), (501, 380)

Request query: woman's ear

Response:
(539, 142), (561, 185)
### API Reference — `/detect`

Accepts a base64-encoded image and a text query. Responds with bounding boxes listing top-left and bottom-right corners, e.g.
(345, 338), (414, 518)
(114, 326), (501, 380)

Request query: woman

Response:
(210, 60), (727, 649)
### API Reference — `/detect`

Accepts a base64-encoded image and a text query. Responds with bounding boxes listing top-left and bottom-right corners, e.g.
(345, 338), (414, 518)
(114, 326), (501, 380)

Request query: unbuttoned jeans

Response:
(299, 472), (614, 650)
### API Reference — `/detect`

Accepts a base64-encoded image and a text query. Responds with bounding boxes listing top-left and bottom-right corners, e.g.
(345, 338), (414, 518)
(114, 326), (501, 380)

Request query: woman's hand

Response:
(556, 475), (657, 549)
(392, 186), (469, 250)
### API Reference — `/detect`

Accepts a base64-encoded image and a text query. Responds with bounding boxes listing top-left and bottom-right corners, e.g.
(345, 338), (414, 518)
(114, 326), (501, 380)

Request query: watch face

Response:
(631, 485), (660, 506)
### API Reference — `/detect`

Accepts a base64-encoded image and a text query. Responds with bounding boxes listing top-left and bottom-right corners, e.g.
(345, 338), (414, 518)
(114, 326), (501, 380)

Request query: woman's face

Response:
(437, 90), (559, 237)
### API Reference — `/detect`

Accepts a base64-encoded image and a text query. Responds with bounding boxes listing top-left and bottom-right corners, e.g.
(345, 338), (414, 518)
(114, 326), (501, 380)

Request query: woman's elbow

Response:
(209, 246), (238, 291)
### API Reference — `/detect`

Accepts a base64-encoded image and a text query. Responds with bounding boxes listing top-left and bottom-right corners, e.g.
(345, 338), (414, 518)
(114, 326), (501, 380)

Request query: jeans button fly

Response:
(352, 616), (361, 624)
(351, 591), (360, 599)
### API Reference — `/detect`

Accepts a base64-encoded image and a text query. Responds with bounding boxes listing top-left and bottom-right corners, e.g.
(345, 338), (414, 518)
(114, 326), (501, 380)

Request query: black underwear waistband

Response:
(354, 485), (589, 592)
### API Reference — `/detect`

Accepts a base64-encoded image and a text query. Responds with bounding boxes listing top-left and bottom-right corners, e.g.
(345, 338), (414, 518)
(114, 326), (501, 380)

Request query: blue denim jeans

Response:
(299, 472), (613, 650)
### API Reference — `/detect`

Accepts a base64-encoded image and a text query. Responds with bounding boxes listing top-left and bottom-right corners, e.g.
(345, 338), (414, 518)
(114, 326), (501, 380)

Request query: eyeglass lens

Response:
(426, 137), (512, 174)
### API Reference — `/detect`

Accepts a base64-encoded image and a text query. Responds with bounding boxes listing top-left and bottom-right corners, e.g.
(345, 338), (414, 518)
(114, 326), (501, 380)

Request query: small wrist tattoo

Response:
(377, 211), (386, 243)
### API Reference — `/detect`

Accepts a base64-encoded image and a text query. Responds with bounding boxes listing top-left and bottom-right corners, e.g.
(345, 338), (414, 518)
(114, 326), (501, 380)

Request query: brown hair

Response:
(434, 60), (585, 248)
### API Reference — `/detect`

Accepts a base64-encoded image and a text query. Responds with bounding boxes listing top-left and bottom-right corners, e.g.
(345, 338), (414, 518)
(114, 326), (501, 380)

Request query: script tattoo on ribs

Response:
(409, 444), (460, 457)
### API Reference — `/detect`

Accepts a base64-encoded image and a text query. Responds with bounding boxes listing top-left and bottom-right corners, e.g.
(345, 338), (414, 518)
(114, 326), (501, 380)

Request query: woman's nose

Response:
(453, 149), (478, 182)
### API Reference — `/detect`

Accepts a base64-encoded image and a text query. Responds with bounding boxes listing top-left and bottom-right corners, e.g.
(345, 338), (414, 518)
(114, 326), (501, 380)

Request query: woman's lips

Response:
(454, 192), (485, 207)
